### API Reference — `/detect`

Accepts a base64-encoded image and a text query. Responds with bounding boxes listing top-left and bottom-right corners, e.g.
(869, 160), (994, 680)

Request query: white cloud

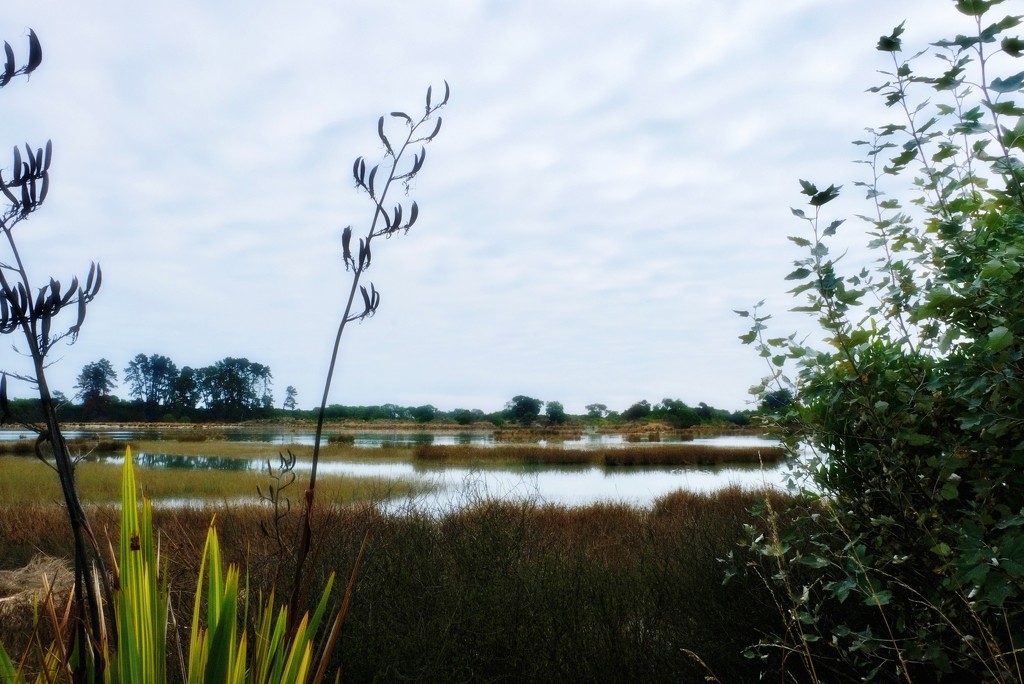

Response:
(0, 0), (976, 413)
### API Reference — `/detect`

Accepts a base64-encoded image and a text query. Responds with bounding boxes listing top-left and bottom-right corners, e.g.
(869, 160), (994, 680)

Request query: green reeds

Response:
(113, 445), (169, 683)
(0, 447), (359, 682)
(185, 524), (337, 684)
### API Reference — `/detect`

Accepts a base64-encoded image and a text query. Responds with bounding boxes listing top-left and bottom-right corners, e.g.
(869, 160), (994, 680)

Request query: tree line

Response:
(63, 353), (274, 421)
(10, 352), (758, 426)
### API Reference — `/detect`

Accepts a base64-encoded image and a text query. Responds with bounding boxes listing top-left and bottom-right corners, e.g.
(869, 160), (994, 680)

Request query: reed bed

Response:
(0, 437), (123, 457)
(116, 439), (415, 462)
(0, 456), (426, 505)
(492, 426), (585, 442)
(413, 443), (785, 467)
(0, 486), (796, 683)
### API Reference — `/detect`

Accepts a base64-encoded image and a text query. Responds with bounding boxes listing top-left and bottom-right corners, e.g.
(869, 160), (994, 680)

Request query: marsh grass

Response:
(0, 456), (427, 506)
(413, 443), (785, 467)
(0, 438), (123, 459)
(492, 427), (585, 442)
(125, 439), (415, 462)
(0, 486), (795, 683)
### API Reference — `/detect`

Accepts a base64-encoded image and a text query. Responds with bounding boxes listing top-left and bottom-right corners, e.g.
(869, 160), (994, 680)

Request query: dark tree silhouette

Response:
(124, 352), (178, 417)
(284, 385), (298, 410)
(505, 395), (543, 424)
(197, 356), (273, 420)
(74, 358), (117, 417)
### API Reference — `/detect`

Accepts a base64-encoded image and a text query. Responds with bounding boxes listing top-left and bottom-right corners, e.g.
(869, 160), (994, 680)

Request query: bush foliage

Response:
(739, 1), (1024, 680)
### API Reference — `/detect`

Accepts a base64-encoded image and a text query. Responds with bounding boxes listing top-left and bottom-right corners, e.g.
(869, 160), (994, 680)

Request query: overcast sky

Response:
(2, 1), (970, 414)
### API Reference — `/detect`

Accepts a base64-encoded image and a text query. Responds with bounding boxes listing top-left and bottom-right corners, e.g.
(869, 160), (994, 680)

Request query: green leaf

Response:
(956, 0), (993, 17)
(799, 555), (830, 569)
(848, 329), (871, 346)
(988, 325), (1014, 351)
(877, 23), (905, 52)
(981, 14), (1022, 41)
(1002, 559), (1024, 578)
(810, 184), (841, 207)
(886, 147), (918, 172)
(865, 589), (893, 606)
(1003, 36), (1024, 57)
(822, 219), (843, 237)
(788, 236), (812, 247)
(785, 268), (812, 281)
(903, 432), (932, 446)
(986, 100), (1024, 116)
(832, 578), (856, 603)
(991, 70), (1024, 93)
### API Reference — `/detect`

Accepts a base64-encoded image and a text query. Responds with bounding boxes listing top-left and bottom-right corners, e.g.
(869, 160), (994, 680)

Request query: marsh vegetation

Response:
(0, 485), (798, 683)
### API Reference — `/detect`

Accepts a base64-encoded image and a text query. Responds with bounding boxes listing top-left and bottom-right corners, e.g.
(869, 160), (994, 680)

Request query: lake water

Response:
(3, 428), (800, 510)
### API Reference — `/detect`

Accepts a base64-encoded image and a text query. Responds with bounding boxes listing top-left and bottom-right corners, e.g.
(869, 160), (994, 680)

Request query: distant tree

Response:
(124, 353), (178, 417)
(585, 403), (608, 419)
(654, 398), (699, 428)
(545, 400), (567, 425)
(73, 360), (116, 413)
(758, 387), (793, 413)
(727, 410), (751, 426)
(197, 357), (273, 420)
(452, 408), (475, 425)
(505, 395), (543, 425)
(412, 404), (437, 423)
(621, 399), (651, 421)
(283, 385), (298, 411)
(171, 366), (201, 411)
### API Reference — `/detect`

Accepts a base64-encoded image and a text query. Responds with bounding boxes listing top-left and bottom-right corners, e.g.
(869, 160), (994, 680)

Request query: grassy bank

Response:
(0, 455), (427, 505)
(413, 442), (786, 467)
(0, 488), (794, 683)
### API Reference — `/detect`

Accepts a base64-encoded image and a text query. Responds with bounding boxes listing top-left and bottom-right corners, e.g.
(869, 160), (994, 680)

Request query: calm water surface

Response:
(3, 428), (799, 509)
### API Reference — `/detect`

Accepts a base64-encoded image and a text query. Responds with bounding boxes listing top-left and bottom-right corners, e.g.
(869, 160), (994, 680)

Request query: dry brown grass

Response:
(0, 484), (799, 683)
(413, 443), (785, 467)
(0, 554), (74, 659)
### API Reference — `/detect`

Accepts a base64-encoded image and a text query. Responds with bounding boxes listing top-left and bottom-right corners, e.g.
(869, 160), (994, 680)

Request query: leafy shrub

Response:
(739, 2), (1024, 680)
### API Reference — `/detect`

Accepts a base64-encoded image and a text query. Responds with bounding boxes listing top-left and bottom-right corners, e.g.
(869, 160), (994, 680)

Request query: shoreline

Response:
(42, 420), (772, 438)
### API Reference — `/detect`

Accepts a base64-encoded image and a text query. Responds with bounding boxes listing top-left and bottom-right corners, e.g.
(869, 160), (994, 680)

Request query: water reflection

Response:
(315, 460), (794, 513)
(8, 427), (797, 510)
(94, 451), (796, 510)
(102, 452), (255, 471)
(0, 429), (150, 442)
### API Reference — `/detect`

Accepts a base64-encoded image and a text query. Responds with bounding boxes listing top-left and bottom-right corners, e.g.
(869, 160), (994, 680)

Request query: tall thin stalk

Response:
(288, 83), (450, 626)
(0, 29), (109, 679)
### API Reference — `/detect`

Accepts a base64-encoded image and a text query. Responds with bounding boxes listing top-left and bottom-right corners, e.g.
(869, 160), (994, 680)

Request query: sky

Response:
(1, 1), (973, 414)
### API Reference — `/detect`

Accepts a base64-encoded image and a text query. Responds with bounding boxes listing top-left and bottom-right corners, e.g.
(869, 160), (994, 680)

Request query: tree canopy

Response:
(504, 395), (543, 425)
(74, 358), (117, 416)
